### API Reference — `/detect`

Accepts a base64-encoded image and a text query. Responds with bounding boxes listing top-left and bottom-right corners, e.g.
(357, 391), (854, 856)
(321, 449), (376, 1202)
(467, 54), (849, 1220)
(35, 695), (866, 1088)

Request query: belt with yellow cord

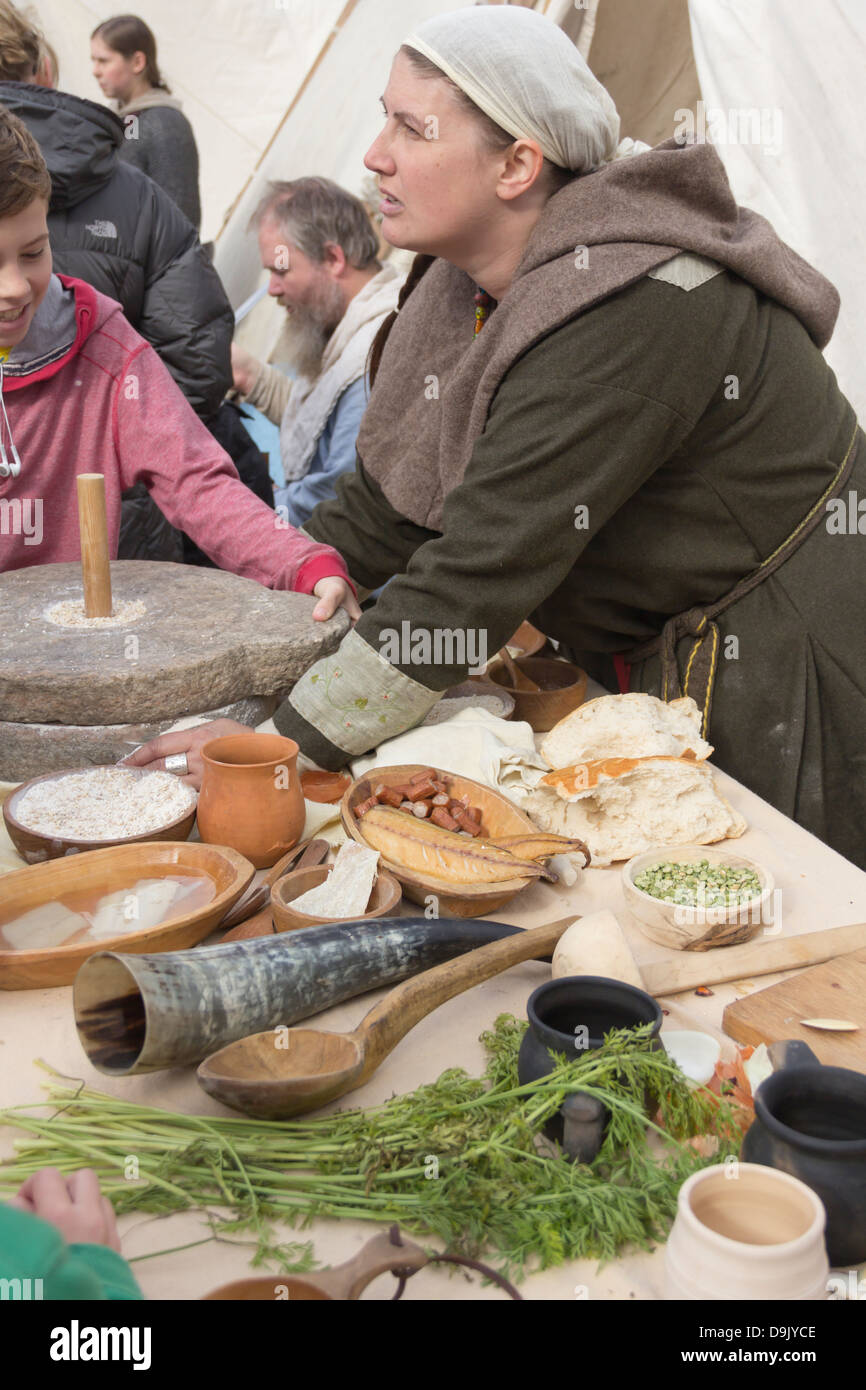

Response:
(623, 417), (861, 737)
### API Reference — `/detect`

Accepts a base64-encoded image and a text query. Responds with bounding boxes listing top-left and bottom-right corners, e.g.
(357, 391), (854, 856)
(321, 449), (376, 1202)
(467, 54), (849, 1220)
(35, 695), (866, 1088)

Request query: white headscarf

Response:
(405, 6), (622, 174)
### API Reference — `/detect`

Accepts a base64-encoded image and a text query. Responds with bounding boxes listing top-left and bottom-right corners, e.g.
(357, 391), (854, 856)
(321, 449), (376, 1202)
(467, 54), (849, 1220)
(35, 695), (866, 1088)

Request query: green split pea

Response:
(634, 859), (762, 908)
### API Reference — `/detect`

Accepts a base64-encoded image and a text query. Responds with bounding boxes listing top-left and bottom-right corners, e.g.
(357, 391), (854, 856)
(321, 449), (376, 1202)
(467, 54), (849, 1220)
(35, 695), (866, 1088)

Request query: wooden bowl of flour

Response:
(3, 766), (197, 864)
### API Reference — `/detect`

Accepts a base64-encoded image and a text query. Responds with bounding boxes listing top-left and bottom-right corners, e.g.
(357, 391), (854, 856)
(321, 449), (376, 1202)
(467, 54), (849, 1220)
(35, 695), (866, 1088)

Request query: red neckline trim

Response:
(1, 275), (99, 390)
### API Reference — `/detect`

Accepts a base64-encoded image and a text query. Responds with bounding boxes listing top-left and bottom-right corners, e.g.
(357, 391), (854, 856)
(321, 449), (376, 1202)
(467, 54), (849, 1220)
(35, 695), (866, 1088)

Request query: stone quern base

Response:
(0, 561), (349, 723)
(0, 697), (278, 782)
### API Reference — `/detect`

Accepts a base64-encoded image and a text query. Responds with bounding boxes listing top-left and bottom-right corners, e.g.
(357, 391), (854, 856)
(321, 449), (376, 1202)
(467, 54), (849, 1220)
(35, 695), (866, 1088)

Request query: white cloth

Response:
(405, 5), (621, 173)
(688, 0), (866, 424)
(278, 262), (402, 483)
(350, 707), (544, 787)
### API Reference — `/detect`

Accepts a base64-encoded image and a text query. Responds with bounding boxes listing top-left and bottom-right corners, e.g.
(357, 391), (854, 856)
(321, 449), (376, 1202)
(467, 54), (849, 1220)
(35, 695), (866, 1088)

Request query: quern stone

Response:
(0, 562), (349, 724)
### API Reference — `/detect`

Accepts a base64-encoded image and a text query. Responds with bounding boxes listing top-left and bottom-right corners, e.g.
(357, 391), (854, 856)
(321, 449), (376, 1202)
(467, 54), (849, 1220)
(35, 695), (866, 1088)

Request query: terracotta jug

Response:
(664, 1163), (829, 1301)
(197, 733), (304, 868)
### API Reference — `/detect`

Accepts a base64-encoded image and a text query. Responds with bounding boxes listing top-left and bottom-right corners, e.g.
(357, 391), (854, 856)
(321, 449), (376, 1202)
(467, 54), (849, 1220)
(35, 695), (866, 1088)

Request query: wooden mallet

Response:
(76, 473), (113, 618)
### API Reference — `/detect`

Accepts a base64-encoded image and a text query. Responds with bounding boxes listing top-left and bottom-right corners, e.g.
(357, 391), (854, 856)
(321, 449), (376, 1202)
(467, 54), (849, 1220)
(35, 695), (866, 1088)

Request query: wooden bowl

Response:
(622, 844), (775, 951)
(341, 764), (539, 919)
(271, 864), (403, 932)
(0, 842), (254, 990)
(3, 767), (197, 865)
(487, 657), (588, 731)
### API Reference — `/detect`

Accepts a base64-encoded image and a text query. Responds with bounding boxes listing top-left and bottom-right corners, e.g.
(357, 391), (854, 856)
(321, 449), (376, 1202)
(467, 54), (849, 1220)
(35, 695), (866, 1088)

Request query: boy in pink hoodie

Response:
(0, 107), (360, 623)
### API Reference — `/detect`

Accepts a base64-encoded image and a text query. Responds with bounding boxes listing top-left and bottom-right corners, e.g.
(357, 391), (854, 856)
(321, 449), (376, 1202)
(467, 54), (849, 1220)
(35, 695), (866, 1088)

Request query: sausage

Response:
(430, 807), (459, 831)
(456, 811), (483, 836)
(378, 787), (404, 808)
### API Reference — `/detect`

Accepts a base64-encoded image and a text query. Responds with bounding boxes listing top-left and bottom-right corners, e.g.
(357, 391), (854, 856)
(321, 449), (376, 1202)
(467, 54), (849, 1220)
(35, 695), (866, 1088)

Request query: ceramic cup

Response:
(664, 1162), (829, 1301)
(197, 733), (305, 868)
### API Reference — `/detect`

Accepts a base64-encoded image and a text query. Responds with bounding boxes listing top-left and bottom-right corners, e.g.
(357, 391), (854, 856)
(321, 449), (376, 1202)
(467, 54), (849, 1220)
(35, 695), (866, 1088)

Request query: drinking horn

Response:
(73, 917), (540, 1076)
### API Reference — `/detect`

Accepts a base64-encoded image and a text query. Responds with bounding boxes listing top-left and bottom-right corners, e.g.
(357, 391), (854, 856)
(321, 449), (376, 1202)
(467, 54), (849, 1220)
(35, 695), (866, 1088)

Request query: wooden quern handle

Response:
(77, 473), (112, 617)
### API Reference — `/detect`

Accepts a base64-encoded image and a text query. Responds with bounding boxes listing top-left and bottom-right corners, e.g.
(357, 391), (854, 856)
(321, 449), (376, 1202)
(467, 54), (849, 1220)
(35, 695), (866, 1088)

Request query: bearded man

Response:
(231, 177), (402, 526)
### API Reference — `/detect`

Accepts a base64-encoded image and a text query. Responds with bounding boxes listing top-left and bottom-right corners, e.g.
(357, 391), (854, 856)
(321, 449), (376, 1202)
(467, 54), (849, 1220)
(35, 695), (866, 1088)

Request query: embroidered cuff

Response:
(287, 626), (441, 756)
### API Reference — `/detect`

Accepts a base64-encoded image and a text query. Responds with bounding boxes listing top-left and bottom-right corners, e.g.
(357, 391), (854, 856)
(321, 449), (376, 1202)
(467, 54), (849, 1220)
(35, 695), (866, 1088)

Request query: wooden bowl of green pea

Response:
(621, 844), (774, 951)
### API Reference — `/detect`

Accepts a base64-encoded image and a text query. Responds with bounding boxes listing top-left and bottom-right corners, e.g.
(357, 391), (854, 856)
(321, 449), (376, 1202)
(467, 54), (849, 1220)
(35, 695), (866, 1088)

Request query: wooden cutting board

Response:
(723, 948), (866, 1068)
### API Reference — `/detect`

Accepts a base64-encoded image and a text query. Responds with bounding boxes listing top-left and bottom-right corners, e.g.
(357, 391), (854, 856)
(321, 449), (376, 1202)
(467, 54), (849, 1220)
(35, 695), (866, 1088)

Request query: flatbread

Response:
(290, 842), (380, 919)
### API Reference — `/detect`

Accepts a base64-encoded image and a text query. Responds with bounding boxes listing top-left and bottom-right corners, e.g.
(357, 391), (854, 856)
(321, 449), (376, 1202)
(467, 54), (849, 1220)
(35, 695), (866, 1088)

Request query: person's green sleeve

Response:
(274, 276), (717, 767)
(0, 1205), (143, 1301)
(304, 458), (434, 592)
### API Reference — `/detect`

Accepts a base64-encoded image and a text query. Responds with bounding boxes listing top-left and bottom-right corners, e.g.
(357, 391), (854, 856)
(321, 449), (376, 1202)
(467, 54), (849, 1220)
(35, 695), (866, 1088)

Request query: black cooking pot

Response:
(741, 1040), (866, 1266)
(517, 975), (663, 1162)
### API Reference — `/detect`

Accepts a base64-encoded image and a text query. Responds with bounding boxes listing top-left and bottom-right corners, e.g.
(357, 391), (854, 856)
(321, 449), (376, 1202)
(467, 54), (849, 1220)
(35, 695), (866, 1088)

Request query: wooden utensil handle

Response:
(220, 907), (275, 942)
(301, 1230), (429, 1300)
(77, 473), (112, 618)
(355, 915), (576, 1080)
(641, 921), (866, 997)
(499, 647), (540, 692)
(218, 838), (329, 931)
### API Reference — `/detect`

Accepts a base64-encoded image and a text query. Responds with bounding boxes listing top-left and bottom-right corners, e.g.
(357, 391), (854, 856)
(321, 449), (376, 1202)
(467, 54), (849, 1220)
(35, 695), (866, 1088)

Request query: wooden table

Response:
(2, 766), (865, 1300)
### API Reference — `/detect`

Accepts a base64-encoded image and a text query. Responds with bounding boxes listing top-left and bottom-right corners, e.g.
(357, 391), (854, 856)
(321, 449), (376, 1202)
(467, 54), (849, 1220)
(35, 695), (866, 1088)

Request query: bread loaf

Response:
(540, 693), (712, 770)
(525, 756), (746, 866)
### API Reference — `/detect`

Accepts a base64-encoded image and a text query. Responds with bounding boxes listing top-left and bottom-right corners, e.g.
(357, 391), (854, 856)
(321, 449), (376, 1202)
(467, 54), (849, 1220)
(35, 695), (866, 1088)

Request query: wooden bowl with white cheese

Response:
(271, 864), (402, 932)
(0, 841), (254, 989)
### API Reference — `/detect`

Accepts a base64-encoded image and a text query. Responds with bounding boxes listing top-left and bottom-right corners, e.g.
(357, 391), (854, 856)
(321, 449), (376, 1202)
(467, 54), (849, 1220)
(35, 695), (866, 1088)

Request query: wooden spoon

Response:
(196, 915), (574, 1118)
(217, 838), (330, 932)
(498, 647), (541, 692)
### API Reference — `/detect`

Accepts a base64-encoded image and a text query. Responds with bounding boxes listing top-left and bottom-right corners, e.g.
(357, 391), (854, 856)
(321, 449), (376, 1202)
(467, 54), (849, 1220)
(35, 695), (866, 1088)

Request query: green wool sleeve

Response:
(304, 459), (433, 591)
(275, 277), (722, 764)
(67, 1243), (144, 1301)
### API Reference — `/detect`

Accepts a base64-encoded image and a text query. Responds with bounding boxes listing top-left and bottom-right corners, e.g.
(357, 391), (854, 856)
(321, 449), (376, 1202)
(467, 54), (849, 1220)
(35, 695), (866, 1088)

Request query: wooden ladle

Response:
(498, 647), (541, 692)
(196, 915), (575, 1118)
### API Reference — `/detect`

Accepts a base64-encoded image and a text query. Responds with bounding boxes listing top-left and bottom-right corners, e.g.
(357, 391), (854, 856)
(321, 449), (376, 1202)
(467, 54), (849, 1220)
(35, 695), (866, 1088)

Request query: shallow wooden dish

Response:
(427, 678), (515, 723)
(487, 657), (587, 731)
(0, 842), (254, 989)
(3, 767), (197, 865)
(622, 844), (774, 951)
(341, 764), (539, 919)
(271, 863), (403, 932)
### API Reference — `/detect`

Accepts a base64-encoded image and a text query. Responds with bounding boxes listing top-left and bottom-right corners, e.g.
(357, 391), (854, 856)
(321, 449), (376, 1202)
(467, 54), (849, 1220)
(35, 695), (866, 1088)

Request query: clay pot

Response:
(197, 733), (304, 868)
(741, 1042), (866, 1266)
(516, 975), (663, 1161)
(665, 1163), (829, 1301)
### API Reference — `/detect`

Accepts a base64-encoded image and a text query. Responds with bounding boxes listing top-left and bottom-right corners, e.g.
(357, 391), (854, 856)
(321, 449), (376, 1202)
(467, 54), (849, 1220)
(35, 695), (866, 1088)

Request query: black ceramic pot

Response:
(517, 975), (664, 1162)
(741, 1043), (866, 1267)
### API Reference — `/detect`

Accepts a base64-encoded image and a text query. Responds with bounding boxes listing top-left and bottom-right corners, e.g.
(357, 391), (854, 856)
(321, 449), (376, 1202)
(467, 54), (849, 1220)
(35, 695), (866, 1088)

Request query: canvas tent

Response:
(25, 0), (866, 417)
